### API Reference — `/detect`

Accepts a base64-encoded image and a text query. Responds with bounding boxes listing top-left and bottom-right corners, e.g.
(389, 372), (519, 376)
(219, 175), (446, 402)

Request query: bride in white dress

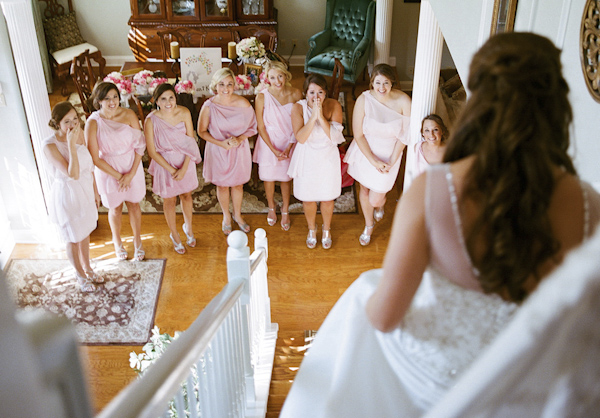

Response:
(280, 32), (600, 417)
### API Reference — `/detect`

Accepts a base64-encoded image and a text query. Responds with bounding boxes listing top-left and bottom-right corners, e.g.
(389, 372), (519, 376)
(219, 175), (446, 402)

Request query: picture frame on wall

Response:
(244, 63), (263, 86)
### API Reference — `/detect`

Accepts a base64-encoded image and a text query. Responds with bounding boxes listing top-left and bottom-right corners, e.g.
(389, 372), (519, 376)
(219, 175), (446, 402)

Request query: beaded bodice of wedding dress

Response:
(281, 164), (600, 418)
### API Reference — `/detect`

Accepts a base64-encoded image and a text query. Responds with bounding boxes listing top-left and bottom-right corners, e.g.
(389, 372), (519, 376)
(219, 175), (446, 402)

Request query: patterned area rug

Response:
(68, 93), (357, 214)
(4, 259), (165, 345)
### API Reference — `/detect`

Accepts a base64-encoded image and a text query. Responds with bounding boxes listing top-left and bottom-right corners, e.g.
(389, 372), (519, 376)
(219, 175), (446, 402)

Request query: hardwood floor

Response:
(22, 66), (401, 414)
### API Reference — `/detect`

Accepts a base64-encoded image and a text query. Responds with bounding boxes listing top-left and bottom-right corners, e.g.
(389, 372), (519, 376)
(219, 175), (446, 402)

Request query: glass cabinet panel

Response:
(241, 0), (264, 16)
(204, 0), (231, 18)
(137, 0), (163, 16)
(171, 0), (196, 17)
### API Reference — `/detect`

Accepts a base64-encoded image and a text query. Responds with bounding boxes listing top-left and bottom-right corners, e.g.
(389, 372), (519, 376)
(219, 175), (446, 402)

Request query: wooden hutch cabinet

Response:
(128, 0), (277, 61)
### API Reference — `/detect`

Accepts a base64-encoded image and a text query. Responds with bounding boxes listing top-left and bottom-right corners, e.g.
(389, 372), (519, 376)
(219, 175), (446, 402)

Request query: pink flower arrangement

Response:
(175, 80), (194, 94)
(259, 71), (269, 85)
(150, 77), (168, 89)
(235, 74), (252, 90)
(116, 79), (133, 95)
(103, 72), (132, 95)
(236, 37), (266, 63)
(133, 70), (154, 86)
(103, 71), (125, 84)
(148, 77), (168, 94)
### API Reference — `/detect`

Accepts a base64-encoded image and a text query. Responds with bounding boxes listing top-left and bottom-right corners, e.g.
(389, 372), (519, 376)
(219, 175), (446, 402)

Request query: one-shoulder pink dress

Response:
(43, 134), (98, 243)
(413, 140), (430, 178)
(344, 91), (410, 193)
(88, 111), (146, 209)
(147, 113), (202, 199)
(252, 89), (295, 182)
(287, 99), (345, 202)
(202, 97), (258, 187)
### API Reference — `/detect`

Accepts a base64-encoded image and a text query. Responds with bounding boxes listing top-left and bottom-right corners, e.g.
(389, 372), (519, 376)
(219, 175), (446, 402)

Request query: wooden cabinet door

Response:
(200, 0), (234, 21)
(237, 0), (271, 21)
(131, 0), (166, 20)
(166, 0), (200, 21)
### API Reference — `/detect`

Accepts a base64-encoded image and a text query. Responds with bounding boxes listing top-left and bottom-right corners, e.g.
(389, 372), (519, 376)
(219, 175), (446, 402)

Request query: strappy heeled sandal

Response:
(170, 233), (186, 255)
(306, 228), (317, 249)
(182, 223), (196, 247)
(85, 269), (105, 284)
(77, 273), (96, 293)
(266, 207), (277, 226)
(133, 245), (145, 261)
(374, 207), (385, 222)
(115, 244), (128, 261)
(281, 212), (290, 231)
(222, 219), (233, 236)
(359, 225), (374, 246)
(322, 226), (332, 249)
(233, 216), (251, 233)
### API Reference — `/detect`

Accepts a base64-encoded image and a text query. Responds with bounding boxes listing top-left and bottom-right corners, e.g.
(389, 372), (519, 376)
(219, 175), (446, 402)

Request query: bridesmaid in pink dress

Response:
(85, 82), (146, 261)
(145, 83), (201, 254)
(253, 61), (302, 231)
(413, 114), (449, 177)
(289, 74), (345, 249)
(44, 102), (102, 292)
(197, 68), (257, 235)
(344, 64), (411, 246)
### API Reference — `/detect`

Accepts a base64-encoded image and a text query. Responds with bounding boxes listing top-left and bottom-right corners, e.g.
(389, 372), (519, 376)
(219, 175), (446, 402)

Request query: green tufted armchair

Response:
(305, 0), (376, 99)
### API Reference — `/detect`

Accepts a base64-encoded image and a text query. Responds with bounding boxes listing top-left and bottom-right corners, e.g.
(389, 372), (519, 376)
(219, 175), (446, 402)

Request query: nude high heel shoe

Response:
(322, 226), (332, 249)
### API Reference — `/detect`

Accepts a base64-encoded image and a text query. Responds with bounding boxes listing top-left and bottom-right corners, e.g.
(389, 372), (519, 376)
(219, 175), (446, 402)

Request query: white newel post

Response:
(226, 230), (256, 405)
(405, 0), (443, 190)
(374, 0), (393, 65)
(1, 0), (55, 242)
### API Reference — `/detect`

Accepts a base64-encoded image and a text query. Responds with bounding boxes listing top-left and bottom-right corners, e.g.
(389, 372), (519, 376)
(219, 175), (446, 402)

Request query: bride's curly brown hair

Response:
(443, 32), (575, 302)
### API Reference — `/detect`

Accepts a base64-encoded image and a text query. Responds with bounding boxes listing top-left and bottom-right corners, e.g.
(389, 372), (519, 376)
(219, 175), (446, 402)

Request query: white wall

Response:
(0, 10), (48, 246)
(515, 0), (600, 185)
(72, 0), (131, 59)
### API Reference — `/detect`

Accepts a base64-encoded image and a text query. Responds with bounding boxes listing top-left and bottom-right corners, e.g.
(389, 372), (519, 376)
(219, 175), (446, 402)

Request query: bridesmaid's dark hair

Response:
(443, 32), (575, 302)
(370, 63), (397, 89)
(49, 101), (79, 130)
(91, 81), (121, 110)
(152, 83), (176, 109)
(303, 73), (328, 97)
(420, 114), (449, 143)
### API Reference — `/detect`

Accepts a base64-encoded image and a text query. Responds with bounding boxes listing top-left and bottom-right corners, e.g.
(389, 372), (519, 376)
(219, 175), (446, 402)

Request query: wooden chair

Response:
(328, 58), (345, 101)
(231, 25), (278, 52)
(70, 49), (97, 117)
(157, 27), (208, 61)
(39, 0), (105, 96)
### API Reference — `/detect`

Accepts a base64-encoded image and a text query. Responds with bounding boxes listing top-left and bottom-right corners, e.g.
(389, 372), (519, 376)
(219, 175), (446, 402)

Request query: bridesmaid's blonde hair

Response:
(264, 60), (292, 87)
(209, 68), (236, 94)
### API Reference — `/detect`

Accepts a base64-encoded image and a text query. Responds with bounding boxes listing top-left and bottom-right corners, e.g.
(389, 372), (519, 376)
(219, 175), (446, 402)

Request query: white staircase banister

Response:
(96, 228), (276, 418)
(96, 279), (245, 418)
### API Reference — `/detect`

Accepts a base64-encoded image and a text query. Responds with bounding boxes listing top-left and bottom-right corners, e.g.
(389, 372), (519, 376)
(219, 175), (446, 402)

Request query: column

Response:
(1, 0), (56, 242)
(404, 0), (443, 189)
(374, 0), (393, 65)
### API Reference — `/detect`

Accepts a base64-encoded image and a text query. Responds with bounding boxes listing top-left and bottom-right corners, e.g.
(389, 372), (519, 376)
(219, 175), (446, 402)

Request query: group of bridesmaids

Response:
(44, 61), (449, 291)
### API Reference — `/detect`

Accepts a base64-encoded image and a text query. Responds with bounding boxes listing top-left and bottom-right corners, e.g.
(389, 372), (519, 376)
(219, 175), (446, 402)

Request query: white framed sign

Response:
(180, 47), (222, 97)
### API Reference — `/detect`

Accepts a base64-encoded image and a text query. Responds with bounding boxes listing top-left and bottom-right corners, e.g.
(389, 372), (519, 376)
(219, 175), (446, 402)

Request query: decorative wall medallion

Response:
(581, 0), (600, 103)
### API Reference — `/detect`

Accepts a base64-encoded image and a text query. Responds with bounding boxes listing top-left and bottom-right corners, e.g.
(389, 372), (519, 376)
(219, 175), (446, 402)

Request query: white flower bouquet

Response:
(236, 37), (266, 63)
(175, 79), (194, 94)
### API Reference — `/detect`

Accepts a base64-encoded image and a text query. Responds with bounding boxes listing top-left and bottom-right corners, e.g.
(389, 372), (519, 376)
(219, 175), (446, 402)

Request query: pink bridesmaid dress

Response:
(413, 140), (430, 178)
(344, 91), (410, 193)
(88, 111), (146, 208)
(287, 99), (345, 202)
(252, 89), (295, 182)
(202, 97), (258, 187)
(43, 134), (98, 243)
(147, 113), (202, 198)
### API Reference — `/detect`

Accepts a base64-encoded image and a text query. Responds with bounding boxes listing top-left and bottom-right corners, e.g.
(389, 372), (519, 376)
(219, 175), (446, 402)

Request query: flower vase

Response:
(135, 84), (149, 96)
(121, 94), (131, 108)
